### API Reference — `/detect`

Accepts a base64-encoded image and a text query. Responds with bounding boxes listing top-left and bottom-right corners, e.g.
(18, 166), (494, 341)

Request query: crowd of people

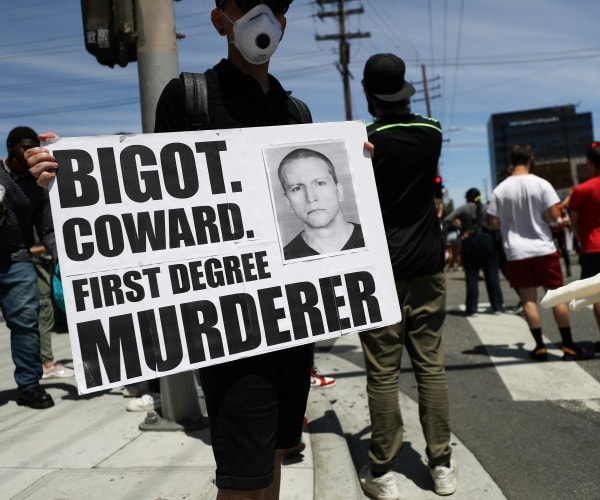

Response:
(2, 1), (599, 499)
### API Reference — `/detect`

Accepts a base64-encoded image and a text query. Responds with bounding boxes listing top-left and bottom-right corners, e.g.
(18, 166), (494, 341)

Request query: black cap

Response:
(6, 126), (39, 152)
(465, 188), (481, 203)
(363, 53), (416, 102)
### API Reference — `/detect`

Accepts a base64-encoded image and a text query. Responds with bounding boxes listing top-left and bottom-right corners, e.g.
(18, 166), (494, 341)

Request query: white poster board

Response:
(47, 121), (401, 394)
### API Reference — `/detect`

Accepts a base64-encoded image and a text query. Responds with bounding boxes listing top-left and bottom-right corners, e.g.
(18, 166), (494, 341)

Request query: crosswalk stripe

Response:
(464, 307), (600, 401)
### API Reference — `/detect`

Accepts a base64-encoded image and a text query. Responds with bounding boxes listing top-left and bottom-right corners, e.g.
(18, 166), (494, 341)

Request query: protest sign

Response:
(47, 121), (401, 394)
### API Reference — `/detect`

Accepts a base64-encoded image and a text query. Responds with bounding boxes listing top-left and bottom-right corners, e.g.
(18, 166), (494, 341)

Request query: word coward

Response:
(53, 141), (252, 261)
(47, 124), (401, 394)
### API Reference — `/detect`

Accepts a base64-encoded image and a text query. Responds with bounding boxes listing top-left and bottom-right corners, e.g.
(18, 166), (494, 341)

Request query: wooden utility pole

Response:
(421, 64), (431, 118)
(315, 0), (370, 120)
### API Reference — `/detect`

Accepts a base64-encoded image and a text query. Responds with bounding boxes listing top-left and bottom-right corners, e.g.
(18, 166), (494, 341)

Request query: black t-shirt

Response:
(367, 113), (445, 279)
(283, 223), (365, 260)
(154, 58), (309, 133)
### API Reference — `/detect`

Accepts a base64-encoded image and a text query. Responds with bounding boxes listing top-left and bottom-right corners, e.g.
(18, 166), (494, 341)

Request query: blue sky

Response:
(2, 0), (599, 204)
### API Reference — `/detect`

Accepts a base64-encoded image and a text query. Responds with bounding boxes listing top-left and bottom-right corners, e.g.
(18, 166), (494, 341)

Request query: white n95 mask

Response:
(224, 4), (283, 65)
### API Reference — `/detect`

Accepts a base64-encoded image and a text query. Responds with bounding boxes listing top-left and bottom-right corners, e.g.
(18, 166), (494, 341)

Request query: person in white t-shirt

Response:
(487, 143), (593, 362)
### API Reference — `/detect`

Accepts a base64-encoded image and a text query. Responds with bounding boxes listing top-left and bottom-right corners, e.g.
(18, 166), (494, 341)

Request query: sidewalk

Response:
(0, 318), (504, 499)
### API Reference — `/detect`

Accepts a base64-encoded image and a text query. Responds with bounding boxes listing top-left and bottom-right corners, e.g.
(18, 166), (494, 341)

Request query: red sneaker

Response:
(310, 368), (336, 389)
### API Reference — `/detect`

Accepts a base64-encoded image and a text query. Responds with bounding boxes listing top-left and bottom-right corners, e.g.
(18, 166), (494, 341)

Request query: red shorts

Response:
(507, 251), (564, 289)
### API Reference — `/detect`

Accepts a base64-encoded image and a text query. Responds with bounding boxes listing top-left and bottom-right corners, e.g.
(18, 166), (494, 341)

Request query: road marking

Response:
(464, 307), (600, 401)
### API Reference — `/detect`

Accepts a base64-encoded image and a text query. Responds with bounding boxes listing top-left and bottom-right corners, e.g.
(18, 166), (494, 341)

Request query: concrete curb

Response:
(306, 390), (363, 500)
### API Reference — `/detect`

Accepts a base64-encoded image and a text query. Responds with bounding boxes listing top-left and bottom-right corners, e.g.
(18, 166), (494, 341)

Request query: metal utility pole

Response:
(134, 0), (179, 132)
(315, 0), (370, 120)
(134, 0), (207, 430)
(81, 0), (206, 430)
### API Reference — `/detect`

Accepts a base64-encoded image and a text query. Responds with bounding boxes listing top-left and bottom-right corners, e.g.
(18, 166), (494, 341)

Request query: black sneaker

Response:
(17, 385), (54, 409)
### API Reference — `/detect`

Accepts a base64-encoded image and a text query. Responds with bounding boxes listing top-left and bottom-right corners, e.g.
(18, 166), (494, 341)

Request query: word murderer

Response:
(77, 270), (382, 389)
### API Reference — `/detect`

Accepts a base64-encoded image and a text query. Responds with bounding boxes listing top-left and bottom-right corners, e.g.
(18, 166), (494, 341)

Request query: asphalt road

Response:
(331, 254), (600, 500)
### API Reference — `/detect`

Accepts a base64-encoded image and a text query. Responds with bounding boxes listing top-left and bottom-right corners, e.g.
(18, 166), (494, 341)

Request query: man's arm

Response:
(0, 185), (6, 225)
(544, 203), (562, 227)
(487, 214), (501, 231)
(570, 210), (580, 241)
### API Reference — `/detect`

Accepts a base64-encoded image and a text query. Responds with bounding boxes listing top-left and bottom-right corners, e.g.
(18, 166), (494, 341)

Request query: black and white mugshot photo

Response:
(264, 141), (365, 261)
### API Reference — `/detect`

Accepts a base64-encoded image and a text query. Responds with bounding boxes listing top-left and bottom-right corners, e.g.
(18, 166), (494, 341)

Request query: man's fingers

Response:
(38, 131), (60, 142)
(36, 171), (55, 189)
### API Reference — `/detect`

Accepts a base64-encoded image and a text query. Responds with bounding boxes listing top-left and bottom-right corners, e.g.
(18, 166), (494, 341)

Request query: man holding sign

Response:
(155, 3), (315, 498)
(28, 1), (313, 498)
(27, 1), (404, 498)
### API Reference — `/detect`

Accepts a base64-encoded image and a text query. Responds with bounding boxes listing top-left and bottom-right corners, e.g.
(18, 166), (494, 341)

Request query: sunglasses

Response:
(219, 0), (292, 15)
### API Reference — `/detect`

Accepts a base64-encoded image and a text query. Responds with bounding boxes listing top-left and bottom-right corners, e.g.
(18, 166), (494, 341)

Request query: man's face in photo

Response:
(281, 156), (342, 230)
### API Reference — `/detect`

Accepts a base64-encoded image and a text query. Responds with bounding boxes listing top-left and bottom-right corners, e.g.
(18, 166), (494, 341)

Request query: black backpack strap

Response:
(181, 71), (310, 128)
(288, 95), (313, 124)
(180, 71), (209, 130)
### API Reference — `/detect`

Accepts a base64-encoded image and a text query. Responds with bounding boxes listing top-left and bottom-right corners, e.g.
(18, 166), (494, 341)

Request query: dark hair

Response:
(216, 0), (293, 10)
(277, 148), (337, 191)
(372, 97), (410, 111)
(6, 126), (39, 152)
(465, 188), (481, 204)
(586, 141), (600, 169)
(510, 143), (534, 167)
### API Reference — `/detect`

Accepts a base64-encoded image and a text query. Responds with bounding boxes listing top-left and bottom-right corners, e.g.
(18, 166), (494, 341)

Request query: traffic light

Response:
(81, 0), (137, 68)
(434, 175), (444, 199)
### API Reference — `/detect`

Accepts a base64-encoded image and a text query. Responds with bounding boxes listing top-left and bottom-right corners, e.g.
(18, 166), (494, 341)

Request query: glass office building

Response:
(488, 105), (594, 198)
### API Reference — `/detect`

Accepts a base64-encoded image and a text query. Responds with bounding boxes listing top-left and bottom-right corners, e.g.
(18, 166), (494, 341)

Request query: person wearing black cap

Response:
(358, 53), (457, 498)
(0, 126), (56, 409)
(565, 142), (600, 347)
(443, 187), (504, 316)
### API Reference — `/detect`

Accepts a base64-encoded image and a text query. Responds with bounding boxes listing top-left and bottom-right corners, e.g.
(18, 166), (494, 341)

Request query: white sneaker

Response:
(430, 459), (458, 495)
(359, 464), (400, 500)
(126, 393), (160, 412)
(42, 362), (75, 379)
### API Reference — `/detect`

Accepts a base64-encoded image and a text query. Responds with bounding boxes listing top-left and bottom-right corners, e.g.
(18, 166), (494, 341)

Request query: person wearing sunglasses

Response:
(154, 2), (314, 500)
